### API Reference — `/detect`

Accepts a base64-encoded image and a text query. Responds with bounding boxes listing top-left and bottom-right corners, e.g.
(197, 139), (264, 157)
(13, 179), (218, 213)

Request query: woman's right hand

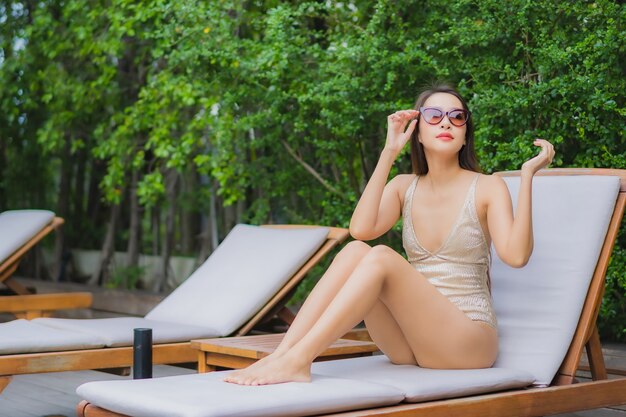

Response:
(385, 109), (419, 156)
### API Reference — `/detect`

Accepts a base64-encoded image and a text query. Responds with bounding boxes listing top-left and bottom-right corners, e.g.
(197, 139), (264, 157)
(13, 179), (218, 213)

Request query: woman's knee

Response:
(349, 245), (399, 280)
(337, 240), (371, 260)
(363, 245), (398, 266)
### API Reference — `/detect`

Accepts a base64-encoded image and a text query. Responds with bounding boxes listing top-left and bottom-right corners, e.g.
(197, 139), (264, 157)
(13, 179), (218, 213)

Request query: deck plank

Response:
(0, 365), (195, 417)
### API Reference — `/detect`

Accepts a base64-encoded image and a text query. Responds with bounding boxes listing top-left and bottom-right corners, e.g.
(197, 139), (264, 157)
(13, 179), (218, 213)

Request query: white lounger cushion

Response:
(0, 319), (105, 354)
(77, 371), (404, 417)
(0, 209), (55, 262)
(77, 357), (533, 416)
(33, 317), (219, 347)
(146, 224), (329, 335)
(312, 355), (535, 402)
(492, 175), (620, 386)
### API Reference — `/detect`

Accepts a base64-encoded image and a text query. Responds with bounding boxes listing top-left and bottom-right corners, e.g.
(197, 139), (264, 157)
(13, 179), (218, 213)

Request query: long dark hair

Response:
(409, 84), (481, 175)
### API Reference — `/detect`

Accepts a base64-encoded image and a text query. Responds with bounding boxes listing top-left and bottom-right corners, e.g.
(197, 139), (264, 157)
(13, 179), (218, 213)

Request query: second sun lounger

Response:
(0, 224), (348, 393)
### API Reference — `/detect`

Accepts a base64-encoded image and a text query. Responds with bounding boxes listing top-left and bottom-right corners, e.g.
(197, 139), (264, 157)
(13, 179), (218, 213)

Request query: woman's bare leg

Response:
(364, 302), (418, 365)
(226, 240), (415, 380)
(226, 245), (498, 385)
(274, 240), (371, 353)
(272, 241), (416, 358)
(278, 241), (413, 358)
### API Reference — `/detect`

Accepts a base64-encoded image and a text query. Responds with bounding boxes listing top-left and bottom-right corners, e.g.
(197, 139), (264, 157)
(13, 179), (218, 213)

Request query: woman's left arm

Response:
(487, 139), (555, 268)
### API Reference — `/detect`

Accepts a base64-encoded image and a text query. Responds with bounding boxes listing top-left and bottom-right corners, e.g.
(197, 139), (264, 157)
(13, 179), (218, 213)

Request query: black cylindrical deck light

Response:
(133, 328), (153, 379)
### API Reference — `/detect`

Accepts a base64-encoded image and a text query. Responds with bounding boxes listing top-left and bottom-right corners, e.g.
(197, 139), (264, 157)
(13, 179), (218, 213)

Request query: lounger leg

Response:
(13, 310), (46, 320)
(0, 263), (19, 284)
(197, 359), (217, 373)
(99, 367), (131, 376)
(276, 306), (296, 325)
(76, 400), (89, 417)
(198, 351), (208, 373)
(2, 272), (32, 295)
(0, 376), (11, 393)
(77, 401), (126, 417)
(586, 325), (608, 381)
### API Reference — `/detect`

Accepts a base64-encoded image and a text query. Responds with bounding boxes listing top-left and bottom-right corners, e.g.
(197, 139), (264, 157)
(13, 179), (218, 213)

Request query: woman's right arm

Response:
(349, 110), (418, 241)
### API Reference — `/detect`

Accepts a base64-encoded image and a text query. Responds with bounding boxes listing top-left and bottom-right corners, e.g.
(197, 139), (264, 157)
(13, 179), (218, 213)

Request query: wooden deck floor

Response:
(0, 366), (196, 417)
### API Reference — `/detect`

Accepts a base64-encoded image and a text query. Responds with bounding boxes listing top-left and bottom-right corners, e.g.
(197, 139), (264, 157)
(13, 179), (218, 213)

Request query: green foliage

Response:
(600, 228), (626, 341)
(1, 0), (625, 338)
(105, 265), (146, 290)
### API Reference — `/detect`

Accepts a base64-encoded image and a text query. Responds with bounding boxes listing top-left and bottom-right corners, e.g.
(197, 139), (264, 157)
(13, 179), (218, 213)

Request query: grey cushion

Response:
(0, 210), (55, 263)
(76, 371), (404, 417)
(33, 317), (219, 347)
(313, 355), (535, 402)
(0, 319), (105, 354)
(146, 225), (329, 335)
(492, 175), (620, 386)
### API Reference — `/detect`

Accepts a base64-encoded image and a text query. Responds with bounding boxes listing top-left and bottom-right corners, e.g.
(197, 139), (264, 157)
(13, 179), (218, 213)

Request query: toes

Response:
(223, 372), (238, 383)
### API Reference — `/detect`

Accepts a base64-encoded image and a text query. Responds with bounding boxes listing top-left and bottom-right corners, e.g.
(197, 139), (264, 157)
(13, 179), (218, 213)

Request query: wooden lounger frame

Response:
(0, 215), (92, 318)
(0, 216), (64, 295)
(0, 225), (349, 394)
(76, 169), (626, 417)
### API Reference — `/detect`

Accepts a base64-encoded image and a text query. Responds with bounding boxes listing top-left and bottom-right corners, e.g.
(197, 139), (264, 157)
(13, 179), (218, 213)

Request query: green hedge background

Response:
(1, 0), (624, 340)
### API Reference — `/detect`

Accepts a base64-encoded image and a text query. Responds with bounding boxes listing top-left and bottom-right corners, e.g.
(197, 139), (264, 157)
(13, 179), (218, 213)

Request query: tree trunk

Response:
(89, 204), (120, 286)
(151, 206), (160, 256)
(180, 170), (196, 254)
(236, 198), (245, 224)
(126, 169), (141, 288)
(53, 136), (72, 282)
(224, 200), (237, 234)
(153, 169), (178, 292)
(197, 178), (219, 263)
(74, 148), (89, 224)
(209, 181), (219, 251)
(0, 138), (6, 211)
(347, 152), (361, 197)
(87, 159), (105, 248)
(359, 137), (372, 193)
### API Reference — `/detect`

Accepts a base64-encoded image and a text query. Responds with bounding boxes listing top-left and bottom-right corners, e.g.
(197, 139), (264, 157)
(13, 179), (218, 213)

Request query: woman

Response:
(225, 84), (555, 385)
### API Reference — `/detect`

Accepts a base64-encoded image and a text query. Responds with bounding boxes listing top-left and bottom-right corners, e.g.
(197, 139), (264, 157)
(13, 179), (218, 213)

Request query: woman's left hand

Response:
(521, 139), (555, 176)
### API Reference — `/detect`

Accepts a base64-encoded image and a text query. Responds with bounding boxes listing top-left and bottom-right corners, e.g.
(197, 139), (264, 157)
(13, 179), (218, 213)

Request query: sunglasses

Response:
(418, 107), (471, 127)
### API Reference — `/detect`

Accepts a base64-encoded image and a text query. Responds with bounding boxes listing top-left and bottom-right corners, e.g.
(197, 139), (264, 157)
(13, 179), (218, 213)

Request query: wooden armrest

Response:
(342, 327), (372, 342)
(0, 292), (93, 319)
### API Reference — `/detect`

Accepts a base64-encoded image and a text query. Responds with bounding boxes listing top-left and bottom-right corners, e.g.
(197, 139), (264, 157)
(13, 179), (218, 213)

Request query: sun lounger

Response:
(74, 169), (626, 417)
(0, 209), (63, 295)
(0, 209), (92, 318)
(0, 224), (348, 392)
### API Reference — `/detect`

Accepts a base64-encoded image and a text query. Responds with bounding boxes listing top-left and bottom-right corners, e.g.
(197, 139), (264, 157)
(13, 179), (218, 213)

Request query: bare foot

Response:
(223, 351), (283, 383)
(224, 352), (311, 385)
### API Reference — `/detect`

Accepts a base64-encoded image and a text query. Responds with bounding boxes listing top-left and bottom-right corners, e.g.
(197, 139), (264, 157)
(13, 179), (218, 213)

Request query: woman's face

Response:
(417, 92), (467, 156)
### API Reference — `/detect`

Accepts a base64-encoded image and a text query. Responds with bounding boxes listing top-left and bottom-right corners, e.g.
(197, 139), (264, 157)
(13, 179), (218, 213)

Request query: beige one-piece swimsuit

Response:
(402, 174), (497, 329)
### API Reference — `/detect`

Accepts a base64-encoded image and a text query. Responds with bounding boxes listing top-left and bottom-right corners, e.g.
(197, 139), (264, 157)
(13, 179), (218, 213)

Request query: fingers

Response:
(388, 109), (419, 123)
(385, 110), (419, 152)
(522, 139), (556, 175)
(533, 138), (555, 165)
(405, 118), (418, 136)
